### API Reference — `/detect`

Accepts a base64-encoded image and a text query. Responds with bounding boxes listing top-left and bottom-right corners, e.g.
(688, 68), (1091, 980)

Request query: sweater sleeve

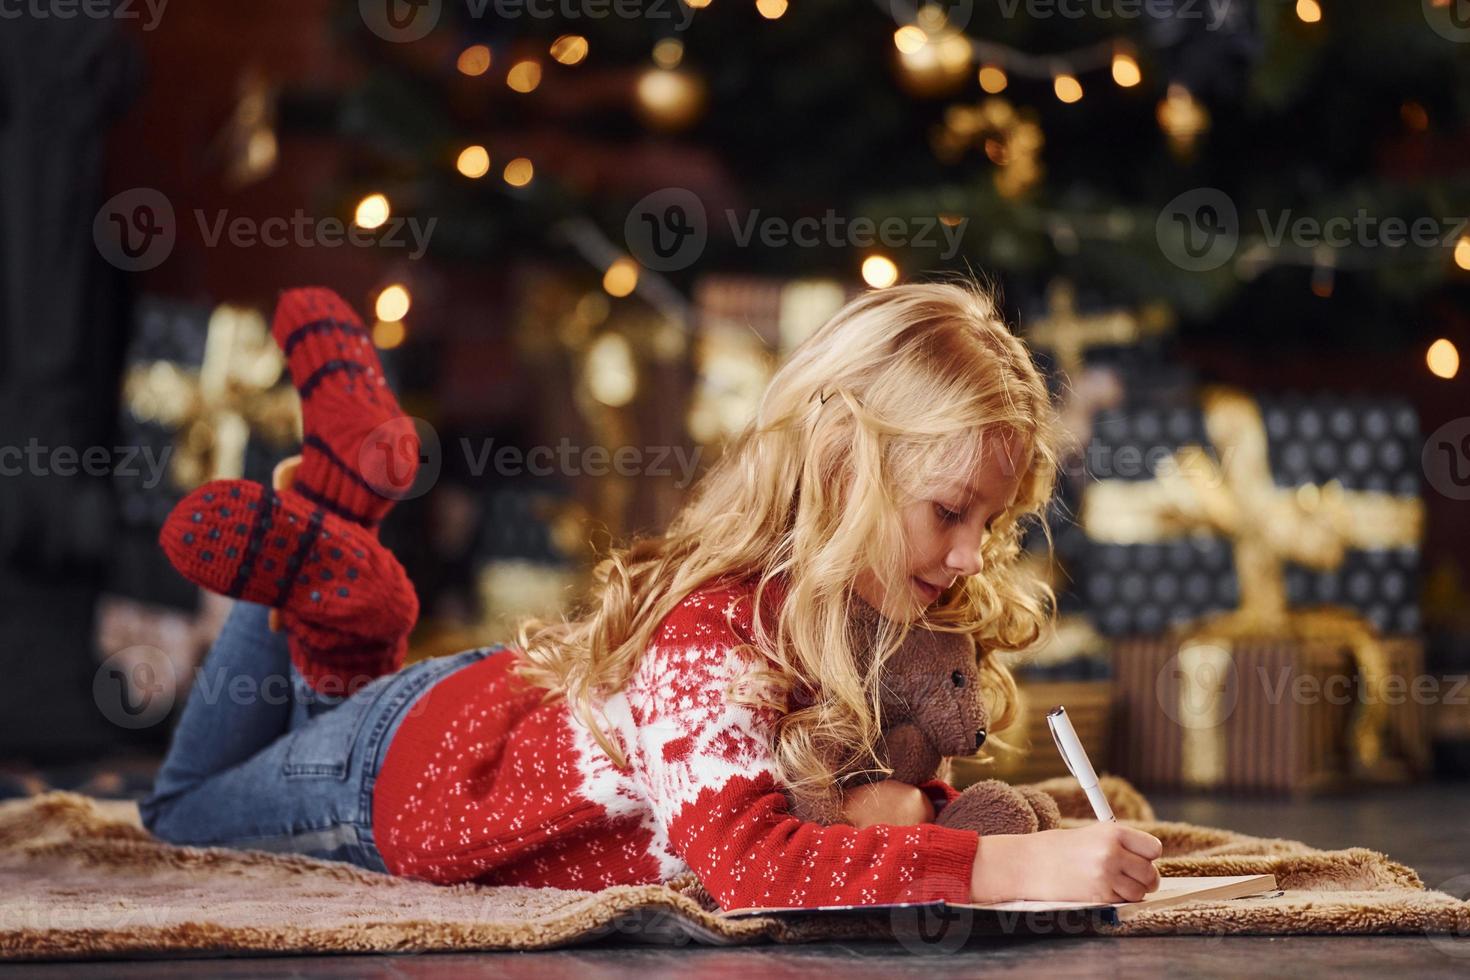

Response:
(626, 613), (980, 911)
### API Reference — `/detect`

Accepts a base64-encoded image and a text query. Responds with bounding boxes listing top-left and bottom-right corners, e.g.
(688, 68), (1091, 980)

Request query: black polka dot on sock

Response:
(201, 550), (214, 562)
(183, 532), (195, 544)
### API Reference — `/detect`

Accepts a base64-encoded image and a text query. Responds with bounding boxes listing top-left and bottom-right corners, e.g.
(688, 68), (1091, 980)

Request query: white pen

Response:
(1046, 705), (1115, 822)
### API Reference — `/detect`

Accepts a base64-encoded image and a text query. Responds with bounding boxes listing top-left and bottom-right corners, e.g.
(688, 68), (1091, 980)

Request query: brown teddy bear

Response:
(789, 598), (1062, 836)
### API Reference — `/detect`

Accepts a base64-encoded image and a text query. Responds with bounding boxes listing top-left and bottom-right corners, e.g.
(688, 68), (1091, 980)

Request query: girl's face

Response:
(854, 432), (1028, 622)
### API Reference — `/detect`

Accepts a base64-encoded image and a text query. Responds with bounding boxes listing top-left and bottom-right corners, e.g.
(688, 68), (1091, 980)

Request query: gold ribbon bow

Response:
(1083, 386), (1424, 772)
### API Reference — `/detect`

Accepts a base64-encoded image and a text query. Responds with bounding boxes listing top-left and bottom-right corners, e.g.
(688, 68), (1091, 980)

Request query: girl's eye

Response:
(934, 503), (963, 524)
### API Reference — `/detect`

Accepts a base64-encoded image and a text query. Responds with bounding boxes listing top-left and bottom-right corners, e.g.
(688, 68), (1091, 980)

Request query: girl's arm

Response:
(627, 630), (980, 910)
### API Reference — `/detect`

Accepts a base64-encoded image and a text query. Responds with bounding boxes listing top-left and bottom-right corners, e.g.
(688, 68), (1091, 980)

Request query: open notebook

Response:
(721, 874), (1279, 925)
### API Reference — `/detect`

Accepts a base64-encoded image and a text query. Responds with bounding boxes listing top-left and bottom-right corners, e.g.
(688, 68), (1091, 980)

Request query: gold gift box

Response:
(1111, 634), (1431, 795)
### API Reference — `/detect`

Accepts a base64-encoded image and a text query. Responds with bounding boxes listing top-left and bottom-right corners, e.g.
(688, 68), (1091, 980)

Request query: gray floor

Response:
(4, 784), (1469, 977)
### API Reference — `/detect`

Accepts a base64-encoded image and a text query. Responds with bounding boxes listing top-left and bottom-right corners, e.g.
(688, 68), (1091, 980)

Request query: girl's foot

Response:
(270, 287), (420, 530)
(160, 479), (417, 694)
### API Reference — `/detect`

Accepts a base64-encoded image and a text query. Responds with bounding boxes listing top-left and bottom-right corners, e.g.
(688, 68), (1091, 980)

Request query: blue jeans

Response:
(139, 600), (501, 873)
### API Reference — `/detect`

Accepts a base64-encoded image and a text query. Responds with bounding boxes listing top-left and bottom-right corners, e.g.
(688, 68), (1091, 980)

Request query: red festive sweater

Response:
(370, 575), (981, 910)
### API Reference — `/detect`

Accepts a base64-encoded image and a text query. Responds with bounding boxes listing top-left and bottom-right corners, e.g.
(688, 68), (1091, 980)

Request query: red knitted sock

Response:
(270, 287), (420, 530)
(159, 479), (418, 694)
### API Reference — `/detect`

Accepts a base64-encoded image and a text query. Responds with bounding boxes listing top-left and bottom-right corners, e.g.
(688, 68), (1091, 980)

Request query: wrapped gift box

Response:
(1111, 634), (1430, 794)
(1080, 392), (1421, 637)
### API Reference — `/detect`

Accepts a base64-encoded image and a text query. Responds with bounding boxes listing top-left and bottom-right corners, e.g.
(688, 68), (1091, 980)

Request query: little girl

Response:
(141, 283), (1160, 910)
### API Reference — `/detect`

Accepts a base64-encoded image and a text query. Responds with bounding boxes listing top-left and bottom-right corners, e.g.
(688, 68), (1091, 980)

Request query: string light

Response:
(602, 256), (639, 298)
(635, 67), (707, 130)
(1111, 51), (1141, 88)
(756, 0), (787, 18)
(353, 193), (390, 229)
(652, 38), (684, 69)
(685, 0), (711, 7)
(503, 157), (534, 187)
(457, 45), (491, 77)
(1427, 339), (1460, 380)
(507, 60), (542, 93)
(375, 284), (411, 322)
(978, 64), (1007, 93)
(456, 145), (490, 178)
(1054, 73), (1083, 104)
(1157, 83), (1210, 158)
(586, 332), (638, 407)
(893, 26), (927, 55)
(1296, 0), (1322, 23)
(550, 35), (589, 66)
(862, 254), (899, 289)
(1454, 235), (1470, 270)
(372, 319), (406, 350)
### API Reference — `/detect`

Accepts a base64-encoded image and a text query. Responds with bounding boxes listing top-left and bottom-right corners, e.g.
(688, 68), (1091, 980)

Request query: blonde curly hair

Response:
(513, 278), (1061, 801)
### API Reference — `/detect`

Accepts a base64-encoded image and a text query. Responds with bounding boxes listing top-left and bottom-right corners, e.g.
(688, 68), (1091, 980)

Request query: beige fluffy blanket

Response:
(1, 779), (1465, 960)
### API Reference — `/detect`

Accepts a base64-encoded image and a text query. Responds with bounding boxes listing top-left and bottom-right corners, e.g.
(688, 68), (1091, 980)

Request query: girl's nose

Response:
(946, 540), (983, 577)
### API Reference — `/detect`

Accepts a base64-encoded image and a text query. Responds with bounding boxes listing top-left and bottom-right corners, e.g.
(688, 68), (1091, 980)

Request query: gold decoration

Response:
(932, 97), (1043, 199)
(1156, 83), (1210, 160)
(213, 69), (278, 189)
(124, 305), (300, 488)
(1025, 279), (1173, 383)
(1083, 387), (1425, 770)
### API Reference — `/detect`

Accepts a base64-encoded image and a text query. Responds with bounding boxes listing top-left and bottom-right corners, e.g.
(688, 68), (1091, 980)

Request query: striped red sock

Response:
(160, 479), (417, 694)
(270, 287), (419, 530)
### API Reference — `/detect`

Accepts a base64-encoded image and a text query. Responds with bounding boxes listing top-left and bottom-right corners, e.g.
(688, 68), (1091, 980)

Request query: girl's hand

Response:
(841, 779), (935, 828)
(971, 822), (1163, 904)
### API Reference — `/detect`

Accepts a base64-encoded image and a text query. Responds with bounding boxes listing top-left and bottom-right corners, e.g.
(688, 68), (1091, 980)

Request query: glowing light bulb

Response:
(372, 319), (406, 350)
(1454, 235), (1470, 270)
(507, 60), (542, 93)
(456, 145), (490, 178)
(756, 0), (787, 18)
(602, 257), (639, 298)
(1054, 73), (1083, 104)
(457, 45), (491, 77)
(1427, 338), (1460, 380)
(1111, 52), (1141, 88)
(894, 26), (927, 55)
(354, 193), (390, 230)
(978, 64), (1007, 94)
(1296, 0), (1322, 23)
(375, 284), (411, 323)
(862, 254), (899, 289)
(503, 157), (534, 187)
(652, 38), (684, 69)
(550, 35), (588, 65)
